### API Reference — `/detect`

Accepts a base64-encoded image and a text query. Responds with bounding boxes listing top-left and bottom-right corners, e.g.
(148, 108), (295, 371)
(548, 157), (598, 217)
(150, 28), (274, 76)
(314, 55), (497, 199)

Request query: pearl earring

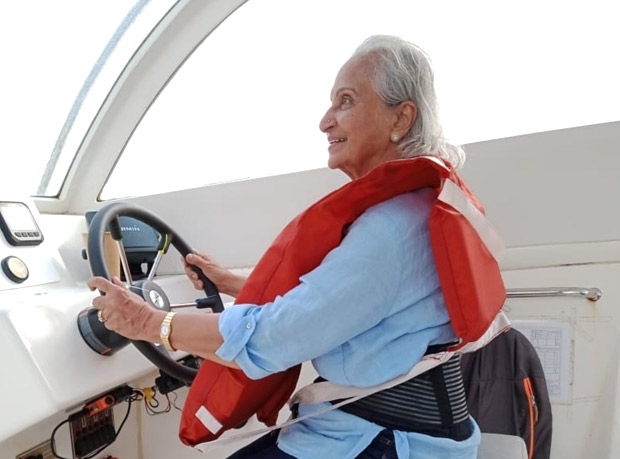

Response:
(391, 134), (400, 143)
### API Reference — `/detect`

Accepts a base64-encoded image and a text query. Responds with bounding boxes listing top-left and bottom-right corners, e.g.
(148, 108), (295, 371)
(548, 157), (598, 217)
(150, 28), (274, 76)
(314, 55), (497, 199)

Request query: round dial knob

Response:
(1, 256), (29, 283)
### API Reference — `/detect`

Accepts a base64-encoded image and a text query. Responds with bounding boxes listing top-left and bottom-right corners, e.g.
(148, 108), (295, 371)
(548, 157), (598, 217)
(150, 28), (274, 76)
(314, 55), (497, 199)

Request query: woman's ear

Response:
(393, 101), (417, 135)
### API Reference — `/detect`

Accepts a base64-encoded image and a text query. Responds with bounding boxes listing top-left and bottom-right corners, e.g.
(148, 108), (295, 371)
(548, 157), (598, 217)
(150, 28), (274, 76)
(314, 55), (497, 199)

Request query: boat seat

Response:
(477, 433), (528, 459)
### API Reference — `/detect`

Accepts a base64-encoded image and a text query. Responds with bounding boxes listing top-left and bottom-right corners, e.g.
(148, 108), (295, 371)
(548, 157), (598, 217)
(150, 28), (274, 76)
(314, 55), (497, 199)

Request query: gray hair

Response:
(352, 35), (465, 168)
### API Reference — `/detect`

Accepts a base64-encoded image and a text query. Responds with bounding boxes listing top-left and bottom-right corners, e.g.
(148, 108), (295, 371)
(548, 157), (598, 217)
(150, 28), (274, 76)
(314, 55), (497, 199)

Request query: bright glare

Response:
(0, 2), (126, 195)
(103, 0), (620, 198)
(0, 0), (172, 196)
(0, 0), (618, 199)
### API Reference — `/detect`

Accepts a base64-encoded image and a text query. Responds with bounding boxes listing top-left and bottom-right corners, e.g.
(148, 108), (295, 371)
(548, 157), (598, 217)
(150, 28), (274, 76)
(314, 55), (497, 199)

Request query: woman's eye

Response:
(341, 96), (352, 106)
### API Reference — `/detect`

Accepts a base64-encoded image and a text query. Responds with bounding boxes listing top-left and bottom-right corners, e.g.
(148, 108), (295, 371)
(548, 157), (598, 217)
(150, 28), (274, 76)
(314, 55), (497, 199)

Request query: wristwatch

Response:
(160, 311), (177, 352)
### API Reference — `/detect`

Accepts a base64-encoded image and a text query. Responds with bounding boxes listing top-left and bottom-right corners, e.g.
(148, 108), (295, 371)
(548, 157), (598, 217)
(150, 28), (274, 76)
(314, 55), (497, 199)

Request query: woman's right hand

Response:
(183, 251), (246, 298)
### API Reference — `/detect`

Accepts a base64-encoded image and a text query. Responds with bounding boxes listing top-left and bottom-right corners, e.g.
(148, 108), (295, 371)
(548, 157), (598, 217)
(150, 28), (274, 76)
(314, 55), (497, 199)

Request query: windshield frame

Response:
(34, 0), (248, 215)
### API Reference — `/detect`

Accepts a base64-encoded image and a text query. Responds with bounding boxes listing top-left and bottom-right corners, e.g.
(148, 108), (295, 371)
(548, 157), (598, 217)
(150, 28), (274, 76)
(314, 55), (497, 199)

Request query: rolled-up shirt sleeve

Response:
(215, 305), (258, 363)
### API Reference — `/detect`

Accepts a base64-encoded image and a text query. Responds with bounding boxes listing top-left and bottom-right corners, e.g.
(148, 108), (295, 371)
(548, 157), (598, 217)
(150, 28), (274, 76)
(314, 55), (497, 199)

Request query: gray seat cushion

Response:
(478, 433), (528, 459)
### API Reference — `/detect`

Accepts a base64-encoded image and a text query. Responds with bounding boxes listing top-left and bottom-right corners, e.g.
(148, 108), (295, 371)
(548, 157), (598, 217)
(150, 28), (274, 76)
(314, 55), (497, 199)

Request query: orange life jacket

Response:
(179, 156), (506, 446)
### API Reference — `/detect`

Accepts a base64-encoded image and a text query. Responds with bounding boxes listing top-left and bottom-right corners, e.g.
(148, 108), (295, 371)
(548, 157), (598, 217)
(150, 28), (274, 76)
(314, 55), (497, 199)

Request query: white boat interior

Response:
(1, 1), (618, 458)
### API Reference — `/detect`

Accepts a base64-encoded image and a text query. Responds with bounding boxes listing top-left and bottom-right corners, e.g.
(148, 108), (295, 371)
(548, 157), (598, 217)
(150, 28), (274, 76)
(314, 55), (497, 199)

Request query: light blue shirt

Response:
(216, 188), (480, 459)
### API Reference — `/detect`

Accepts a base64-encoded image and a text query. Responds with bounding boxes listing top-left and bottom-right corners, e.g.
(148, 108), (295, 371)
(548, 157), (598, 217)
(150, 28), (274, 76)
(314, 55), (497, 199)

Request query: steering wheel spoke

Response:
(114, 237), (135, 285)
(146, 232), (172, 281)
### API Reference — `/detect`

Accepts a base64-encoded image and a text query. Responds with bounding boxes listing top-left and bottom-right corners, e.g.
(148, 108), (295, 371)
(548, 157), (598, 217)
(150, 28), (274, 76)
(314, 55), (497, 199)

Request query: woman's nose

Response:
(319, 111), (334, 133)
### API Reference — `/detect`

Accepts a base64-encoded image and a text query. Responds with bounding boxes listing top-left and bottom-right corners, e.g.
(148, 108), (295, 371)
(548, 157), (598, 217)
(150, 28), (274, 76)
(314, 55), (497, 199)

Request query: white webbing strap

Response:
(195, 405), (224, 435)
(290, 310), (511, 406)
(290, 353), (452, 406)
(437, 179), (506, 261)
(193, 311), (511, 451)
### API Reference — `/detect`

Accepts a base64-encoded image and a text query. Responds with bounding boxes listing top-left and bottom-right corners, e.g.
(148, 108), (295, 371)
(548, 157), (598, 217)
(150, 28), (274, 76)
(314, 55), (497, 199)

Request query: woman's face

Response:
(319, 55), (403, 180)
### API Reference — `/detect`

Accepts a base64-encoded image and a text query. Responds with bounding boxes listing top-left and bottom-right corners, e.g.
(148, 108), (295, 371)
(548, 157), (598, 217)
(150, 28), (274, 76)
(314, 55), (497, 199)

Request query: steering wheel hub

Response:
(130, 280), (170, 311)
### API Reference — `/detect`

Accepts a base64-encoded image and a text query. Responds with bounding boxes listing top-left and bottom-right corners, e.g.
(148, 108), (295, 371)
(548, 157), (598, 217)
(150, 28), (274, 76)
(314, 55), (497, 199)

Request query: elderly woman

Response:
(88, 35), (481, 458)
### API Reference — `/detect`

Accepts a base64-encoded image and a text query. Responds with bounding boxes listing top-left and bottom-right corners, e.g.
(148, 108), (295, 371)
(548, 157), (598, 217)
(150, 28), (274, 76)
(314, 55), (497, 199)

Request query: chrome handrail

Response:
(506, 287), (602, 302)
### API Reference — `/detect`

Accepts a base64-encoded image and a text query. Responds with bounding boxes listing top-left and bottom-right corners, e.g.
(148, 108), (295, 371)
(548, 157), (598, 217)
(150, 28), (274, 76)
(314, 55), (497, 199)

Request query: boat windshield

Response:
(1, 0), (618, 199)
(0, 0), (175, 197)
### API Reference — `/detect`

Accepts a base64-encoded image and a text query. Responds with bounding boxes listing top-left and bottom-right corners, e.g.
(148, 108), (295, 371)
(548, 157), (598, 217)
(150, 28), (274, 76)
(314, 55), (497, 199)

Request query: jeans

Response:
(226, 429), (398, 459)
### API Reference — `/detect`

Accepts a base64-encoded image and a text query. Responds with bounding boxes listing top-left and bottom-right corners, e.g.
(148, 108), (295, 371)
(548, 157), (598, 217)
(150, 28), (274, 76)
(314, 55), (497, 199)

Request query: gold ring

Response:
(97, 309), (106, 323)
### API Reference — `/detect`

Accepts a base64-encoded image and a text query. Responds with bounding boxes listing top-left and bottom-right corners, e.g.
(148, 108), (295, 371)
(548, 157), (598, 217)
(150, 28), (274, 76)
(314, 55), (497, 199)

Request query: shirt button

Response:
(246, 322), (252, 329)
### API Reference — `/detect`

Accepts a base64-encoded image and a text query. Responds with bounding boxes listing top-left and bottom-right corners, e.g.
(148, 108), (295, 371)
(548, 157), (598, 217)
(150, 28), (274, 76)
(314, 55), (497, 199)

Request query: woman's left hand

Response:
(86, 276), (164, 342)
(183, 252), (247, 297)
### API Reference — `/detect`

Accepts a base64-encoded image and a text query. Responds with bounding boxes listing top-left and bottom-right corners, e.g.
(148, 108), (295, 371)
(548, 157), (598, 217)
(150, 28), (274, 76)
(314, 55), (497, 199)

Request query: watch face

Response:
(161, 324), (170, 335)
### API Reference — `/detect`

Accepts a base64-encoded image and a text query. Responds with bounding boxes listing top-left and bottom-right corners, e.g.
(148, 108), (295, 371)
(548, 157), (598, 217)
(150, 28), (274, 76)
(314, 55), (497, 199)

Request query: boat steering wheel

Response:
(77, 202), (223, 384)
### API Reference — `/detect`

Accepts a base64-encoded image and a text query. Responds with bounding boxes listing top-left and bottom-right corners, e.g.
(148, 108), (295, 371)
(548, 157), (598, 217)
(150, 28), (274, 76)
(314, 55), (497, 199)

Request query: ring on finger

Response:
(97, 309), (106, 323)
